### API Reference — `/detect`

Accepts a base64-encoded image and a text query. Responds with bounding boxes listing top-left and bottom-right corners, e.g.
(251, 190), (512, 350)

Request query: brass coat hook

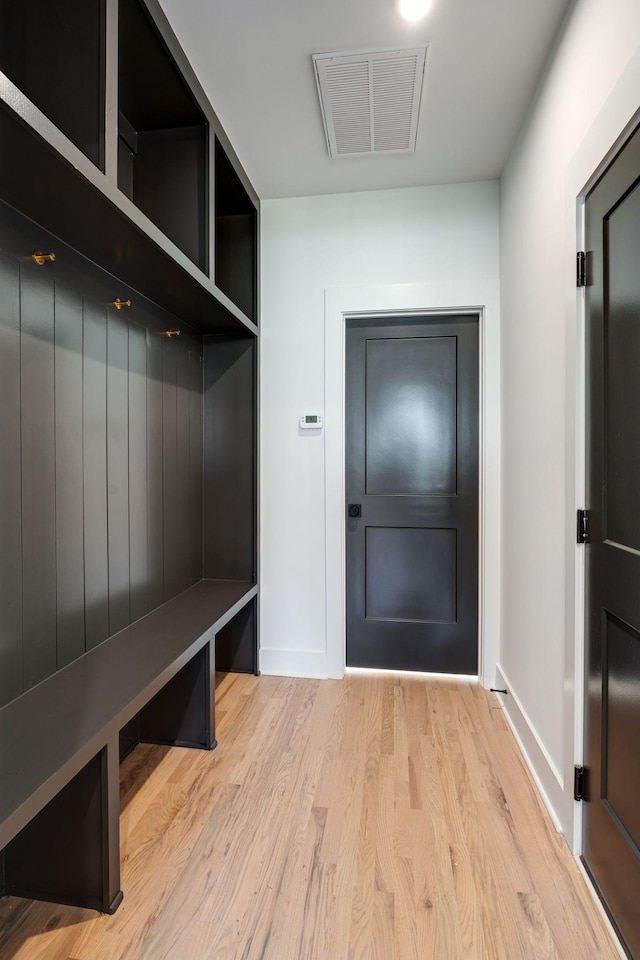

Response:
(111, 298), (132, 309)
(163, 329), (181, 337)
(32, 250), (56, 265)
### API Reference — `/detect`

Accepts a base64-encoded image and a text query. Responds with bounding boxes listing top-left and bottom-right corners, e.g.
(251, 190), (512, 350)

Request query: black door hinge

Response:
(574, 765), (585, 802)
(577, 251), (588, 287)
(577, 509), (588, 544)
(577, 251), (586, 287)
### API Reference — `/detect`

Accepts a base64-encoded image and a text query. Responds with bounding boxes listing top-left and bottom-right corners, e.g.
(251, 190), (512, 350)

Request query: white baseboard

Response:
(494, 663), (565, 833)
(259, 647), (341, 679)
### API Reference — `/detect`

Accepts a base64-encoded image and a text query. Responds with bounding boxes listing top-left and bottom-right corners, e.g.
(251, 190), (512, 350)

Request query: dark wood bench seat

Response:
(0, 578), (257, 914)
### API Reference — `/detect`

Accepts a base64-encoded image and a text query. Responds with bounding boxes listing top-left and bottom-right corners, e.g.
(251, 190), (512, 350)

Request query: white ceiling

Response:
(158, 0), (571, 201)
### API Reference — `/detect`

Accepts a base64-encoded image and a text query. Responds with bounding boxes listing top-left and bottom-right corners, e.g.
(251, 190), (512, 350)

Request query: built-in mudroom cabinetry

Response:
(0, 0), (258, 914)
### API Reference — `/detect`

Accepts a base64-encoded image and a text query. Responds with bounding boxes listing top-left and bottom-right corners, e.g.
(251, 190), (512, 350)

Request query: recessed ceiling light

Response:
(397, 0), (433, 21)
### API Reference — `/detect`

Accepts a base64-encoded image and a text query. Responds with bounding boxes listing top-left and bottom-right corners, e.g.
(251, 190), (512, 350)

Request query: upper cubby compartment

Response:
(118, 0), (208, 274)
(0, 0), (105, 169)
(215, 138), (257, 323)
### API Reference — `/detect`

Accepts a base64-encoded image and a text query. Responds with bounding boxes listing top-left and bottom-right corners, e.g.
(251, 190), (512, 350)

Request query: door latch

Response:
(348, 504), (361, 518)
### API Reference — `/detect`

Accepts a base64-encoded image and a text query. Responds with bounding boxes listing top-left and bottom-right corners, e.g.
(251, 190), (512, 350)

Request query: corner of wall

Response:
(494, 664), (565, 834)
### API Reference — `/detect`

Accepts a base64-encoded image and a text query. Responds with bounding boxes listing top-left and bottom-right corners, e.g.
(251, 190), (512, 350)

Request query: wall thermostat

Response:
(299, 414), (323, 429)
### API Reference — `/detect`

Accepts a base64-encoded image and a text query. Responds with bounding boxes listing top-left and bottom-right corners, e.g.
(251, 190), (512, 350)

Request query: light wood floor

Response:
(0, 672), (621, 960)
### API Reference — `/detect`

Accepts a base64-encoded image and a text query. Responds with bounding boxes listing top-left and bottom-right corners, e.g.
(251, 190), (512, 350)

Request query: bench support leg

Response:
(2, 744), (122, 913)
(103, 737), (123, 913)
(139, 641), (216, 750)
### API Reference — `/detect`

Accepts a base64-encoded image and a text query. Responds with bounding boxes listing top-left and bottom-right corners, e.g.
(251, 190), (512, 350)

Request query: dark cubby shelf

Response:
(0, 0), (105, 169)
(215, 138), (258, 323)
(0, 0), (259, 918)
(0, 102), (242, 335)
(118, 0), (209, 273)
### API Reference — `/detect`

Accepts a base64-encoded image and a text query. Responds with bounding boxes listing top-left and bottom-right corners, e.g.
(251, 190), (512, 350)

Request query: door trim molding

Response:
(565, 66), (640, 849)
(323, 280), (501, 684)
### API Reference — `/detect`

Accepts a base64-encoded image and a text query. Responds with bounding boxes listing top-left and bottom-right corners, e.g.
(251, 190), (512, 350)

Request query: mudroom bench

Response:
(0, 580), (257, 914)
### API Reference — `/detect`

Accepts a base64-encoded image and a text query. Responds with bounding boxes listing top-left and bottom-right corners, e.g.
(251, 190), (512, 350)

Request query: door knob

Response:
(348, 504), (361, 518)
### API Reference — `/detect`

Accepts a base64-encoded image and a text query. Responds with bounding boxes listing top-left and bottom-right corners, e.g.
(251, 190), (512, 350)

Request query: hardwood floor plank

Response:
(0, 673), (623, 960)
(348, 677), (383, 960)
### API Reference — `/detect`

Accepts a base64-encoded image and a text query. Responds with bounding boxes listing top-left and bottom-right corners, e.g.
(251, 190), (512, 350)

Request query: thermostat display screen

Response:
(299, 413), (323, 430)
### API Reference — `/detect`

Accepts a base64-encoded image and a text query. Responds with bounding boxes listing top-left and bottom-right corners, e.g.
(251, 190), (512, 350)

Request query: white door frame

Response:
(565, 104), (640, 960)
(323, 280), (501, 685)
(561, 72), (640, 850)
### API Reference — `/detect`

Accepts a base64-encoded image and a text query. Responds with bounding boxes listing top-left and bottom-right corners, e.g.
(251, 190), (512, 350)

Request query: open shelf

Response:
(118, 0), (208, 272)
(0, 102), (246, 335)
(0, 0), (105, 168)
(204, 334), (257, 587)
(0, 0), (259, 918)
(215, 138), (257, 323)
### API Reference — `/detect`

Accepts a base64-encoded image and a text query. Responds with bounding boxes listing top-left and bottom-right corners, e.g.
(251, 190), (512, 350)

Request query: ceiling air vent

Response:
(313, 47), (428, 158)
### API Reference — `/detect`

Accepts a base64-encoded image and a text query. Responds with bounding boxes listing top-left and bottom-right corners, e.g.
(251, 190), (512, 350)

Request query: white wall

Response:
(499, 0), (640, 838)
(261, 182), (501, 680)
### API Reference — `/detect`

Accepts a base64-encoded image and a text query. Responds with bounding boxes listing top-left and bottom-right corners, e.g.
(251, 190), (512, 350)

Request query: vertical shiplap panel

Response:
(83, 300), (109, 650)
(189, 350), (203, 583)
(21, 263), (57, 688)
(129, 320), (149, 623)
(0, 250), (23, 706)
(54, 282), (86, 668)
(106, 309), (130, 635)
(162, 337), (178, 601)
(0, 204), (211, 705)
(176, 341), (192, 593)
(146, 329), (164, 610)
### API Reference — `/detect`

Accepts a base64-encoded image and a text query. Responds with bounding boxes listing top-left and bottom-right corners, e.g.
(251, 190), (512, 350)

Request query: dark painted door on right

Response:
(346, 315), (479, 674)
(583, 122), (640, 959)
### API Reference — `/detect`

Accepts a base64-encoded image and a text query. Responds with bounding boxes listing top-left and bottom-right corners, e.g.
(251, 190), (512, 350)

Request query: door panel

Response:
(365, 337), (457, 496)
(604, 182), (640, 551)
(346, 315), (478, 674)
(602, 613), (640, 852)
(583, 122), (640, 960)
(365, 526), (457, 622)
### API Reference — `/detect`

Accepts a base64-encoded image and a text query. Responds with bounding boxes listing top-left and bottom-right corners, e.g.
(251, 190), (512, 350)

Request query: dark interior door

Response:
(583, 123), (640, 960)
(346, 315), (478, 673)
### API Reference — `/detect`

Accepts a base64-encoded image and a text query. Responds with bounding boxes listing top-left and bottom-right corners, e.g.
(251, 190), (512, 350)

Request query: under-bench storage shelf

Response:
(0, 580), (257, 912)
